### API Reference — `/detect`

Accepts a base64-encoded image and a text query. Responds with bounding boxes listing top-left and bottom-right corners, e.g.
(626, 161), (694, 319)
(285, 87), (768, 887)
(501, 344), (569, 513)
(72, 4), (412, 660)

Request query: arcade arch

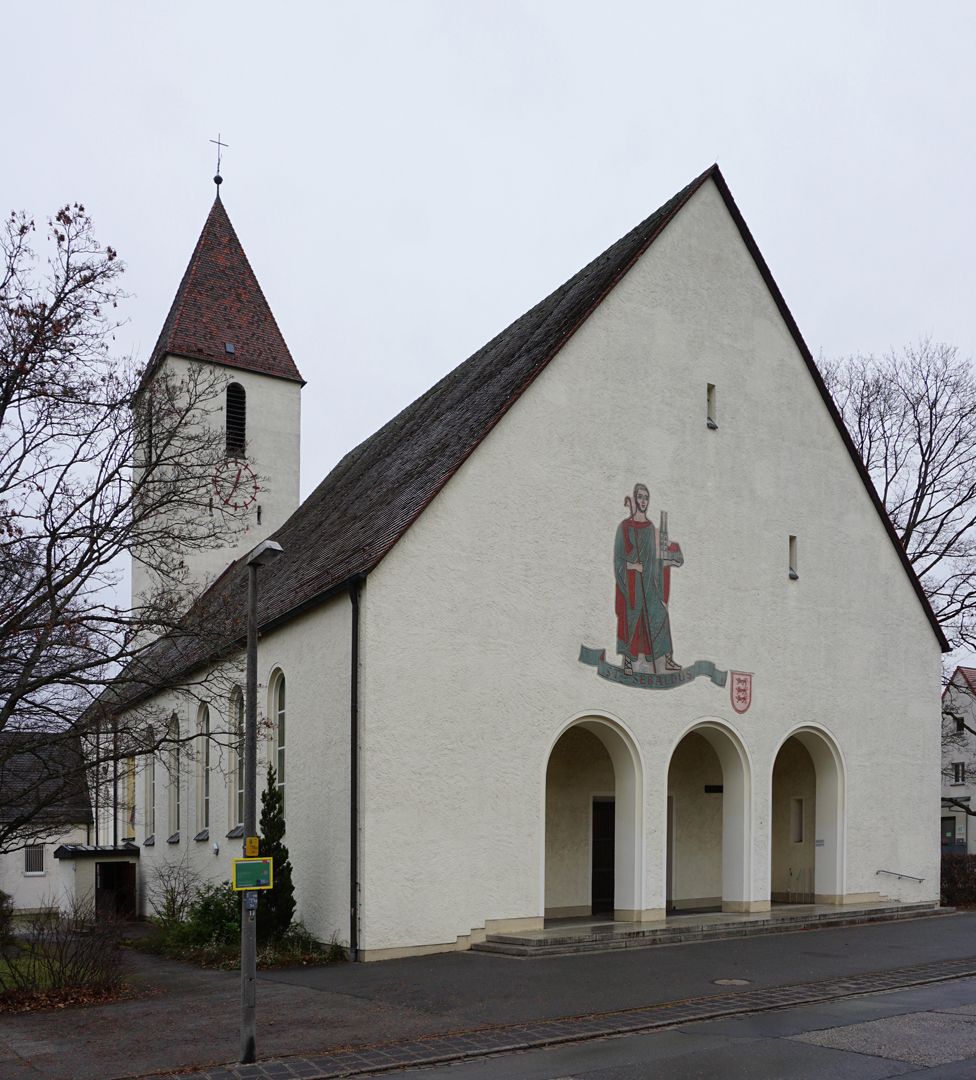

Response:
(543, 716), (643, 920)
(770, 727), (845, 904)
(666, 721), (751, 913)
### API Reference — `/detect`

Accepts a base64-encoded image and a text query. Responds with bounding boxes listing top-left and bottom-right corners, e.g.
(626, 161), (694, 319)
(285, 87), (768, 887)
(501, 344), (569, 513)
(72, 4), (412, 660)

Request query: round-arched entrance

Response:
(543, 717), (643, 921)
(770, 727), (845, 904)
(665, 721), (751, 914)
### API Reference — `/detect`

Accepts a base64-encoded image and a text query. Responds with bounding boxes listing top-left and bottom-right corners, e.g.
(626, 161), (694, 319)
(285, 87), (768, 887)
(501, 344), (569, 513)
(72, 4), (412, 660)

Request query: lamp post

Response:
(241, 538), (283, 1065)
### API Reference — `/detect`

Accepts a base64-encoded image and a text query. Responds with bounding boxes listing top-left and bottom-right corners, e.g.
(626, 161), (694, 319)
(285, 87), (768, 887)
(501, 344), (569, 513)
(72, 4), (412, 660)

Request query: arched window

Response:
(198, 705), (211, 830)
(145, 754), (156, 838)
(231, 689), (244, 828)
(273, 673), (286, 816)
(167, 714), (180, 838)
(226, 383), (246, 456)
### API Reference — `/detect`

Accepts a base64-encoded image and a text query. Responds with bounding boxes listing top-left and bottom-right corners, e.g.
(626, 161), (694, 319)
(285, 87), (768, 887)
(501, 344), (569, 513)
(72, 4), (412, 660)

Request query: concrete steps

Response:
(471, 903), (949, 957)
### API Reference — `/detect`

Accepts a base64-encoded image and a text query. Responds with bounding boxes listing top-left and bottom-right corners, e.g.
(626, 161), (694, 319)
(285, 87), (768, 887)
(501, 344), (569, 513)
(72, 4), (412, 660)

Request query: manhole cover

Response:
(713, 978), (751, 986)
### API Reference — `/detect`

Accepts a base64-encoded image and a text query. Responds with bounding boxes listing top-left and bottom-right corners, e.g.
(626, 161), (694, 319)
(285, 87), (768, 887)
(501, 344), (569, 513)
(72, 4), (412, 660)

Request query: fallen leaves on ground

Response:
(0, 983), (133, 1013)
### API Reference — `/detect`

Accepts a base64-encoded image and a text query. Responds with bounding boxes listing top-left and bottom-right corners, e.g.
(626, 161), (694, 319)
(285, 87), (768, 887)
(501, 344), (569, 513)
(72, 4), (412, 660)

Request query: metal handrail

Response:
(876, 869), (924, 883)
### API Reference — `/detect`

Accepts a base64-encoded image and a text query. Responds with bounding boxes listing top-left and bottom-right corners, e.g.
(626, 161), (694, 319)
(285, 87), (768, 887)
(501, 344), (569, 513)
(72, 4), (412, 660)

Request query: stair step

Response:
(471, 905), (948, 957)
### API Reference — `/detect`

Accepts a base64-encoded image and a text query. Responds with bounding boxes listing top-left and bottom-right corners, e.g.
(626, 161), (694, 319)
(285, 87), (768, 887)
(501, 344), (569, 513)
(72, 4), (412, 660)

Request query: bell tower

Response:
(132, 181), (304, 606)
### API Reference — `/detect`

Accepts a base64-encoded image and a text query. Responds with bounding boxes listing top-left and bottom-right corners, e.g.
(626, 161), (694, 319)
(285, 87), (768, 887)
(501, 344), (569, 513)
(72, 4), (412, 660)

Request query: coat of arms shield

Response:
(730, 671), (753, 714)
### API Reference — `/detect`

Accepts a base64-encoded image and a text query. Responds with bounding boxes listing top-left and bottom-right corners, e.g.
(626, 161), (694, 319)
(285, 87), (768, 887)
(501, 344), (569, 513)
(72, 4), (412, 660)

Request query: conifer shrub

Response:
(258, 763), (296, 943)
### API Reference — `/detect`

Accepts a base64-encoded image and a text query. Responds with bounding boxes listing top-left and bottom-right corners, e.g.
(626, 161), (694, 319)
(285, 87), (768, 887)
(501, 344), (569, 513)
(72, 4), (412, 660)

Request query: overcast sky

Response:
(6, 1), (975, 500)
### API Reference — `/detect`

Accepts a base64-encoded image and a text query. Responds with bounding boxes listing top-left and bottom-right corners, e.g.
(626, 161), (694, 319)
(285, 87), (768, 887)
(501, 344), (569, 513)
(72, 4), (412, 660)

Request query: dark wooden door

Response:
(591, 798), (615, 915)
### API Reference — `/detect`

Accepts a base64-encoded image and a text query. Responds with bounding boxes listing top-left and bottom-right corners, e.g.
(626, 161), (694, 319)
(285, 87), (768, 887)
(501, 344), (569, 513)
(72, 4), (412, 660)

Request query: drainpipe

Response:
(349, 575), (364, 961)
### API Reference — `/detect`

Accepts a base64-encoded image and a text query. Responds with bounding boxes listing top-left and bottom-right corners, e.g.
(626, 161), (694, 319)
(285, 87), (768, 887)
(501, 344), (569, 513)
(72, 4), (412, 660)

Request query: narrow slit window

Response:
(790, 797), (804, 843)
(226, 383), (246, 456)
(789, 535), (798, 580)
(706, 383), (718, 429)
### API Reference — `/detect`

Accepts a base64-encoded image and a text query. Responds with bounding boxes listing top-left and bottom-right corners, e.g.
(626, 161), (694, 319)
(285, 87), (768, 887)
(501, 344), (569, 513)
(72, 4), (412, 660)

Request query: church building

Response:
(120, 165), (946, 960)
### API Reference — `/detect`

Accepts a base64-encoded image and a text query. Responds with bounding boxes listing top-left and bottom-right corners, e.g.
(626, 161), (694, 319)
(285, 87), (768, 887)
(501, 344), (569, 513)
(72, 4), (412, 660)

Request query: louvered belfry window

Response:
(226, 383), (246, 456)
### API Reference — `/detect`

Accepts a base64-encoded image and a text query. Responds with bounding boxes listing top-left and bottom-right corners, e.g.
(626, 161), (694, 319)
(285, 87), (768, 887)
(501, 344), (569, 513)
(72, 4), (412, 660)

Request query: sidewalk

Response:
(2, 912), (976, 1080)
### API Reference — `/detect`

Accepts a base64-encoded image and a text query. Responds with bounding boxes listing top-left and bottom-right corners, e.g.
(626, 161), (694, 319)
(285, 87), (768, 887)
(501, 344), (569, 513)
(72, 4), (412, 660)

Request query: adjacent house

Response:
(942, 666), (976, 854)
(0, 732), (94, 912)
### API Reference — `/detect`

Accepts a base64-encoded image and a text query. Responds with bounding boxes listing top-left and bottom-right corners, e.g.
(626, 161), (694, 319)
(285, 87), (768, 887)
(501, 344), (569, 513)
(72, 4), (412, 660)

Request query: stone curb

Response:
(140, 955), (976, 1080)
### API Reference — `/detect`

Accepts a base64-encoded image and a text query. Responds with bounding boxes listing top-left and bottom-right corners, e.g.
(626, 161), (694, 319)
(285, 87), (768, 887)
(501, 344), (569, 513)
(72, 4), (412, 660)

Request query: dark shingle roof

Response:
(143, 196), (304, 387)
(0, 732), (93, 828)
(125, 163), (947, 697)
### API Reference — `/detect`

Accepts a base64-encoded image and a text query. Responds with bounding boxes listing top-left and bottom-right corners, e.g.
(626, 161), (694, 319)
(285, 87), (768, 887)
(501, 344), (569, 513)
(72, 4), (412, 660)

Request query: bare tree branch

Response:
(0, 205), (250, 852)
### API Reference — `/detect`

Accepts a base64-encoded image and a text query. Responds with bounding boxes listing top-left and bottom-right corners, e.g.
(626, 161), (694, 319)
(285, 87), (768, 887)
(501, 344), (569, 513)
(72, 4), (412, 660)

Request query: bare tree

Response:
(822, 341), (976, 653)
(0, 205), (247, 852)
(824, 344), (976, 823)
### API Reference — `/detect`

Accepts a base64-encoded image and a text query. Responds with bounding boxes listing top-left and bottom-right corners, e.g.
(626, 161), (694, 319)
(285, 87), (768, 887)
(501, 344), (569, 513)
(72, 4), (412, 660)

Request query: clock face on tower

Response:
(213, 459), (259, 510)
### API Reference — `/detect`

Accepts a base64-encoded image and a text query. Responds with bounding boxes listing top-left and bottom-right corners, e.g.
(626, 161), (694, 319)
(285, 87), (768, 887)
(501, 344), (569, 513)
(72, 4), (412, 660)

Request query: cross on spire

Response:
(210, 133), (229, 191)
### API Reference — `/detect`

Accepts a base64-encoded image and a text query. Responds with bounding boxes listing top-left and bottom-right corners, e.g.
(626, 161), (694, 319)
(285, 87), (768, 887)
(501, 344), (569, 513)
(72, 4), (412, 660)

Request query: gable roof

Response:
(947, 666), (976, 697)
(0, 731), (93, 829)
(127, 164), (948, 696)
(142, 195), (304, 388)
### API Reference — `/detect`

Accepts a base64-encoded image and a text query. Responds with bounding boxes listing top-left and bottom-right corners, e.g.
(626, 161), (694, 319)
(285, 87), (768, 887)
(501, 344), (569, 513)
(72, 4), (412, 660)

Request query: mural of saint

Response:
(614, 483), (684, 676)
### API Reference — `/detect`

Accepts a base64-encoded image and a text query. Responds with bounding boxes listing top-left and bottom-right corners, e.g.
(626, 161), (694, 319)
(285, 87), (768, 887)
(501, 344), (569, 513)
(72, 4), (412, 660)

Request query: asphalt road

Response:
(376, 977), (976, 1079)
(5, 912), (976, 1079)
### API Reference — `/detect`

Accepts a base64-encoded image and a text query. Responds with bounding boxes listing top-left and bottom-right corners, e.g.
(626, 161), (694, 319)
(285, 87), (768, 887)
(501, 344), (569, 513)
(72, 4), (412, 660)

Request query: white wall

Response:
(130, 594), (351, 944)
(356, 177), (942, 954)
(0, 827), (90, 911)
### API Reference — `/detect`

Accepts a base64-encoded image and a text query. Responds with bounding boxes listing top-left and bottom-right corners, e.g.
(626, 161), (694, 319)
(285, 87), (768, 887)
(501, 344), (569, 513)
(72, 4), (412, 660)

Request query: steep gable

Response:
(123, 165), (947, 702)
(143, 196), (304, 387)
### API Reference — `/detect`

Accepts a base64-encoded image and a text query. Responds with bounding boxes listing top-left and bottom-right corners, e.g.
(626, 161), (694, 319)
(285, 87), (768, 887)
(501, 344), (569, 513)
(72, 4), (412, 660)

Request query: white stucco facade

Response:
(353, 178), (942, 956)
(128, 175), (943, 959)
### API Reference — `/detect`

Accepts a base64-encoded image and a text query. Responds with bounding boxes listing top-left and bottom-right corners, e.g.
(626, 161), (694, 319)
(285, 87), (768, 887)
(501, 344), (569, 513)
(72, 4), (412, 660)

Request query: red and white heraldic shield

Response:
(730, 671), (753, 714)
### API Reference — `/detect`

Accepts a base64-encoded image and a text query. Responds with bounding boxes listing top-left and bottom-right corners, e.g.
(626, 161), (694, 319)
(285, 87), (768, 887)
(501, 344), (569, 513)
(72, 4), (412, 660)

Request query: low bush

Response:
(181, 881), (240, 948)
(941, 853), (976, 906)
(0, 890), (13, 947)
(0, 899), (123, 1000)
(137, 879), (345, 969)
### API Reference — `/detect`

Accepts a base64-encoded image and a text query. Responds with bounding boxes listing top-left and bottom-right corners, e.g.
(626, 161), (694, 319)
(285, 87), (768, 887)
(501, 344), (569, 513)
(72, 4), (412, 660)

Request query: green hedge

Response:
(941, 854), (976, 905)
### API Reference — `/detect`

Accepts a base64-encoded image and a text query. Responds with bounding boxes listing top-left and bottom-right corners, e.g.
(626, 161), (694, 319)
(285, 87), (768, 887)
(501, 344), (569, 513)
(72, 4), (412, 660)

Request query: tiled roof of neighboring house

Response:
(143, 195), (304, 388)
(950, 666), (976, 696)
(0, 731), (93, 829)
(119, 164), (948, 703)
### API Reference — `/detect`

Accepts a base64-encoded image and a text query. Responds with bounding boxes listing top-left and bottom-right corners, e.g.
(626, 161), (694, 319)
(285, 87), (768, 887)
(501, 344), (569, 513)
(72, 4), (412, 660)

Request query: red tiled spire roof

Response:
(144, 196), (304, 385)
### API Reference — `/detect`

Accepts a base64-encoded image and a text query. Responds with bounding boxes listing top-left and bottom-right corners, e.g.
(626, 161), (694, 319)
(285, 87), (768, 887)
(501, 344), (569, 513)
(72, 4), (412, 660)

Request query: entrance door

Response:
(95, 862), (136, 919)
(591, 797), (615, 915)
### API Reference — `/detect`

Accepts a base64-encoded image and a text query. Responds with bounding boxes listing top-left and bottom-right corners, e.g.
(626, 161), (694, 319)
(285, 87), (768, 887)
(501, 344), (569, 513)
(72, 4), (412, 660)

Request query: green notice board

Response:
(232, 857), (274, 891)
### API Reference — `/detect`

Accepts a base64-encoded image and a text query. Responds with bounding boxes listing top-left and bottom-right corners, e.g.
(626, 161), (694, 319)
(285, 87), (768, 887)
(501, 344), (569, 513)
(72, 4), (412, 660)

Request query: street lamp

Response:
(241, 538), (283, 1064)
